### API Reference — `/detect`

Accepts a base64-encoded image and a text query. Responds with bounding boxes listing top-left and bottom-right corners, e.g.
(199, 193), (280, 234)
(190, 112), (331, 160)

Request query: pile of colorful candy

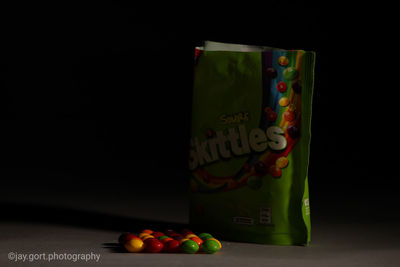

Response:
(118, 229), (222, 254)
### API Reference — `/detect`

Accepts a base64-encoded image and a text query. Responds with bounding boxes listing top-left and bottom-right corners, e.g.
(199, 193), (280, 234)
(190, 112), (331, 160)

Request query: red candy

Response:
(144, 238), (164, 253)
(266, 111), (277, 122)
(118, 233), (138, 245)
(269, 165), (282, 178)
(165, 229), (176, 235)
(181, 229), (194, 235)
(152, 232), (165, 239)
(163, 240), (181, 253)
(161, 237), (173, 244)
(169, 233), (182, 239)
(264, 106), (277, 122)
(276, 81), (287, 92)
(283, 110), (295, 121)
(264, 107), (273, 113)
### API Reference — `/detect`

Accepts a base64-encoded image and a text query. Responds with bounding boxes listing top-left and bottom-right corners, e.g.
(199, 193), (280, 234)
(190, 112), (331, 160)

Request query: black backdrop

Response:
(1, 2), (397, 207)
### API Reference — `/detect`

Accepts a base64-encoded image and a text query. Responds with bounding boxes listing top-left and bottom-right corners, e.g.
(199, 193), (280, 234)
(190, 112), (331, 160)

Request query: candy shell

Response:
(164, 239), (181, 253)
(269, 165), (282, 178)
(266, 110), (277, 122)
(158, 235), (169, 241)
(276, 81), (287, 92)
(190, 236), (203, 247)
(247, 176), (262, 190)
(142, 235), (155, 241)
(206, 238), (222, 250)
(283, 110), (295, 121)
(124, 238), (145, 253)
(165, 229), (176, 235)
(144, 238), (164, 253)
(198, 233), (213, 240)
(181, 239), (199, 254)
(201, 239), (220, 254)
(141, 229), (153, 235)
(185, 234), (198, 239)
(169, 233), (182, 239)
(161, 237), (174, 244)
(283, 67), (298, 80)
(264, 106), (273, 113)
(138, 232), (150, 239)
(118, 233), (138, 245)
(179, 238), (190, 243)
(152, 232), (165, 239)
(279, 97), (289, 107)
(276, 156), (289, 169)
(278, 56), (289, 66)
(181, 228), (194, 235)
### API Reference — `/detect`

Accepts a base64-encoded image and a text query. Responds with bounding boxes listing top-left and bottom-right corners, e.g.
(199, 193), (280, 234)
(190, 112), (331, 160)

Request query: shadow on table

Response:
(0, 201), (188, 233)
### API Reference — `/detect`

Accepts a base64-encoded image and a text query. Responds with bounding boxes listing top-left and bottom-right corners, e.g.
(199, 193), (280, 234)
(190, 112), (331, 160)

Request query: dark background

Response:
(1, 1), (397, 217)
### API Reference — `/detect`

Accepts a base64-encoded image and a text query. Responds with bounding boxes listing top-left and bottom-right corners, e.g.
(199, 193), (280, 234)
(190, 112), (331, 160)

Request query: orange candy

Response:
(276, 157), (289, 168)
(185, 234), (198, 239)
(190, 236), (203, 247)
(141, 229), (153, 235)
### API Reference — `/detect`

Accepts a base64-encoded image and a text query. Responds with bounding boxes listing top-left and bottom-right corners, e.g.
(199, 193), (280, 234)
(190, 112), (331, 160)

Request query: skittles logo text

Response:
(189, 124), (287, 170)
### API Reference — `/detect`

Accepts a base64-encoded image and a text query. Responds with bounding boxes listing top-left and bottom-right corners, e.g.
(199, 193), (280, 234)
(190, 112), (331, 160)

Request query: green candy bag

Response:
(189, 41), (315, 246)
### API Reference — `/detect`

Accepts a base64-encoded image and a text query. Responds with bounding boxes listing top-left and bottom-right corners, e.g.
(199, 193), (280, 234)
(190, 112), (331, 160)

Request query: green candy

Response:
(283, 67), (298, 80)
(201, 240), (220, 254)
(181, 240), (199, 254)
(158, 235), (169, 241)
(198, 233), (213, 240)
(247, 176), (262, 190)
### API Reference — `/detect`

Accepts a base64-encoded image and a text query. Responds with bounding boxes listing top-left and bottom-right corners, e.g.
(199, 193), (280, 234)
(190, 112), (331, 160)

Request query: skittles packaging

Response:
(189, 41), (315, 246)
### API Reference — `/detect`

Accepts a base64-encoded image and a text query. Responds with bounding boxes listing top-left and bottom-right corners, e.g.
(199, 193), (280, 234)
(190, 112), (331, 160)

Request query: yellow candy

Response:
(142, 235), (155, 241)
(180, 238), (190, 243)
(138, 232), (150, 239)
(276, 156), (289, 168)
(278, 56), (289, 66)
(206, 238), (222, 250)
(185, 234), (198, 239)
(124, 238), (145, 253)
(279, 97), (289, 107)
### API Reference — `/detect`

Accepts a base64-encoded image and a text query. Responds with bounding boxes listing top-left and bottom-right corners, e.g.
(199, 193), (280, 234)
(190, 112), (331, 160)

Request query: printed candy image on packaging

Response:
(189, 41), (315, 246)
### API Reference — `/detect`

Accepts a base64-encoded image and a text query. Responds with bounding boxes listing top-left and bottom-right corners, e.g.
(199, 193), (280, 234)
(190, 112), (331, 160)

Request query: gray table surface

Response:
(1, 177), (399, 266)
